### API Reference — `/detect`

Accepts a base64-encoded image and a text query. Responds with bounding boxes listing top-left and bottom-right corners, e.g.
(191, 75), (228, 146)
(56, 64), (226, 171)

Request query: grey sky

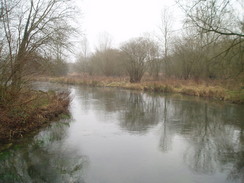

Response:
(76, 0), (183, 51)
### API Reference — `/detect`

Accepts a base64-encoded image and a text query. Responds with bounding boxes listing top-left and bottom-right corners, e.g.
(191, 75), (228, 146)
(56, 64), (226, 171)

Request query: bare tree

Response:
(177, 0), (244, 57)
(0, 0), (77, 91)
(178, 0), (243, 37)
(80, 37), (90, 60)
(96, 31), (113, 52)
(171, 35), (204, 79)
(75, 37), (90, 73)
(121, 37), (159, 83)
(84, 48), (124, 77)
(159, 8), (173, 76)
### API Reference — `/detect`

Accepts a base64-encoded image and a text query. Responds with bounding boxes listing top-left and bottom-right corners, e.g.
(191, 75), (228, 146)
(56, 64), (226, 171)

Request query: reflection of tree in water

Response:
(182, 104), (221, 174)
(77, 87), (163, 133)
(76, 86), (243, 181)
(159, 97), (173, 152)
(0, 122), (87, 183)
(76, 86), (129, 114)
(160, 99), (244, 182)
(119, 93), (161, 133)
(228, 151), (244, 181)
(184, 104), (242, 182)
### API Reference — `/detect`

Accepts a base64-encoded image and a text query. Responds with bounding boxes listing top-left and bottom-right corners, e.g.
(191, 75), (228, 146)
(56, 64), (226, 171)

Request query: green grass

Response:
(227, 90), (244, 104)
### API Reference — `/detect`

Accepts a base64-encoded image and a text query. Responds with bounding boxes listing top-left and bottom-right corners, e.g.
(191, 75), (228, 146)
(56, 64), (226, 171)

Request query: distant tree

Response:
(85, 48), (124, 77)
(171, 35), (204, 79)
(75, 33), (125, 77)
(98, 48), (124, 76)
(121, 37), (159, 83)
(159, 8), (173, 77)
(147, 58), (161, 80)
(74, 37), (90, 74)
(80, 37), (90, 59)
(49, 58), (68, 76)
(96, 32), (113, 52)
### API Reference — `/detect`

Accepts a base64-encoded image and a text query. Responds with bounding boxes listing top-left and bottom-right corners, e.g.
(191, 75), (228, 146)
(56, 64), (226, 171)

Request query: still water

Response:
(0, 82), (243, 183)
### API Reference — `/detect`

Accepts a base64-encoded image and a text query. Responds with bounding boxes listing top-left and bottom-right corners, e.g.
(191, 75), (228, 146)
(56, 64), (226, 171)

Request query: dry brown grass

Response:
(33, 75), (244, 104)
(0, 90), (70, 143)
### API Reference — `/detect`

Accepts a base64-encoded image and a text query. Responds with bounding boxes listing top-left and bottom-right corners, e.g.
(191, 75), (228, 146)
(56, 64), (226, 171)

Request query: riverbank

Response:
(0, 90), (70, 144)
(35, 75), (244, 104)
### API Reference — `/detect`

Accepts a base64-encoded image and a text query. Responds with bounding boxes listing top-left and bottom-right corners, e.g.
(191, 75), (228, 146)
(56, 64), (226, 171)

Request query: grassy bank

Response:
(35, 75), (244, 104)
(0, 90), (70, 144)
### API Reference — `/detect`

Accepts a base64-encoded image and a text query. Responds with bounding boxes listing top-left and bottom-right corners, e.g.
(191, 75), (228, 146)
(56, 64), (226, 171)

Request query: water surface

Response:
(0, 83), (243, 183)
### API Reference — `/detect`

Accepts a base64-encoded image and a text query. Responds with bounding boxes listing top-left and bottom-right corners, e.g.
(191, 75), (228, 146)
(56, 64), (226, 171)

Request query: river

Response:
(0, 82), (243, 183)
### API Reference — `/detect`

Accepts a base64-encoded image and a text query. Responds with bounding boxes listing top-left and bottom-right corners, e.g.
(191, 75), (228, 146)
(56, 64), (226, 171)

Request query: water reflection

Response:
(119, 92), (161, 133)
(157, 99), (244, 181)
(0, 84), (243, 183)
(76, 87), (162, 133)
(0, 121), (87, 183)
(159, 97), (173, 152)
(75, 87), (243, 182)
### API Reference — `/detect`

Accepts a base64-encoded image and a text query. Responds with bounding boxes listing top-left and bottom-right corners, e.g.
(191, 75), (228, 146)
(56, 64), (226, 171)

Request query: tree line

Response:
(74, 0), (243, 83)
(0, 0), (243, 100)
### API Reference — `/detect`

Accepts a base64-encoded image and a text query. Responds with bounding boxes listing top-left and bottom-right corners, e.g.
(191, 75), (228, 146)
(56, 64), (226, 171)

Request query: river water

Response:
(0, 82), (243, 183)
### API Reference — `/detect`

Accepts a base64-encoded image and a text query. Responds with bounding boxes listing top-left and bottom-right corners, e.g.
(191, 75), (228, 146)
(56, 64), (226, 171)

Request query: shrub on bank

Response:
(0, 90), (70, 143)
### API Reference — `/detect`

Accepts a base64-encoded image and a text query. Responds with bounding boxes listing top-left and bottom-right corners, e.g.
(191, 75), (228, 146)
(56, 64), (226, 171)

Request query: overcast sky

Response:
(76, 0), (183, 53)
